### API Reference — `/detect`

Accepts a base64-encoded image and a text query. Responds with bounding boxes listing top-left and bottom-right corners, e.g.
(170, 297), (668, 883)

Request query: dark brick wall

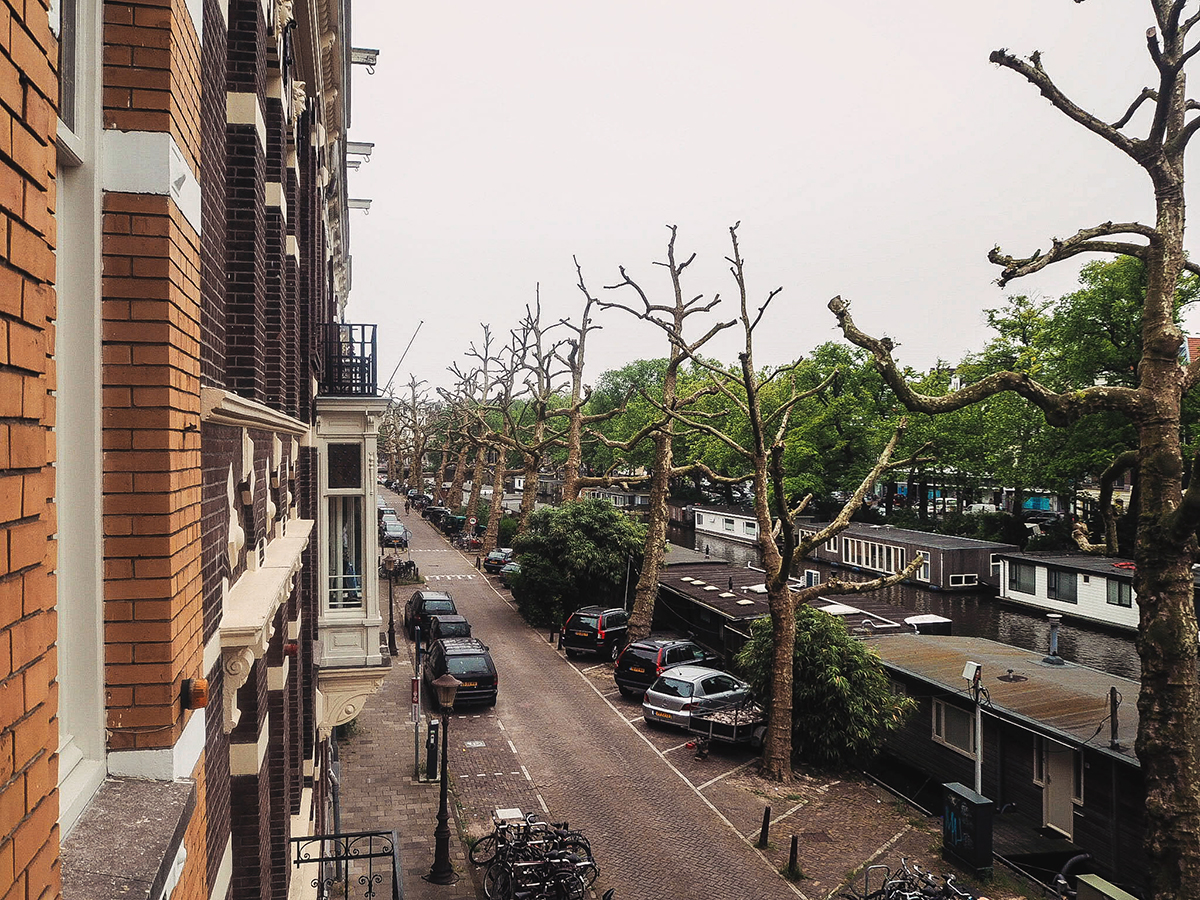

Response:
(266, 606), (291, 900)
(205, 662), (231, 896)
(200, 0), (228, 387)
(201, 422), (238, 643)
(225, 125), (267, 401)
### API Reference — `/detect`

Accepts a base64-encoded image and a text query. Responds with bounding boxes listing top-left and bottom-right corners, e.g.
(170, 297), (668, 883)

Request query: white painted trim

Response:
(204, 627), (223, 676)
(226, 92), (267, 149)
(101, 130), (202, 236)
(288, 612), (302, 641)
(209, 838), (232, 900)
(268, 657), (290, 691)
(107, 708), (206, 781)
(201, 387), (310, 435)
(265, 181), (287, 219)
(229, 713), (270, 776)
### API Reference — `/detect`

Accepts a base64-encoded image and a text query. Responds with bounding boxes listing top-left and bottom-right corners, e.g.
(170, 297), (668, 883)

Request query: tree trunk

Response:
(626, 431), (673, 644)
(482, 450), (507, 553)
(448, 444), (470, 512)
(465, 445), (486, 522)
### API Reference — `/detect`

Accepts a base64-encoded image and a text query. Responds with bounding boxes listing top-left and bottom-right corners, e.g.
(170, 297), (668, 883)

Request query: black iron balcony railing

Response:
(290, 829), (402, 899)
(319, 323), (378, 396)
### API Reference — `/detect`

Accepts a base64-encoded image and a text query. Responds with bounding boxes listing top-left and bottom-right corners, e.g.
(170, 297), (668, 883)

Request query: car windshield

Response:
(384, 524), (405, 534)
(424, 600), (455, 613)
(446, 656), (490, 677)
(622, 646), (658, 665)
(438, 623), (469, 636)
(654, 677), (694, 698)
(571, 614), (599, 629)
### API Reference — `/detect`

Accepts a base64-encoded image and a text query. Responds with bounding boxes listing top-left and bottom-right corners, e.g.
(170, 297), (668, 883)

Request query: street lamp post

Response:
(426, 673), (461, 885)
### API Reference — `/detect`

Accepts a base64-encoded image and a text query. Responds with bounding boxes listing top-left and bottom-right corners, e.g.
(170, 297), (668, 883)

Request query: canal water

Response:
(681, 533), (1141, 680)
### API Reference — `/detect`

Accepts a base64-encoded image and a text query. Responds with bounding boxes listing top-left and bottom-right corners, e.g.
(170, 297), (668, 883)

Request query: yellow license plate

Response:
(630, 666), (646, 673)
(460, 682), (477, 688)
(654, 711), (672, 719)
(575, 631), (589, 637)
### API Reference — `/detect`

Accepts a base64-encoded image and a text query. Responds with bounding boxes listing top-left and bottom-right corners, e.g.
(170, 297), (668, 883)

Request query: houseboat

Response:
(693, 503), (760, 550)
(798, 522), (1018, 590)
(867, 632), (1145, 895)
(994, 551), (1155, 632)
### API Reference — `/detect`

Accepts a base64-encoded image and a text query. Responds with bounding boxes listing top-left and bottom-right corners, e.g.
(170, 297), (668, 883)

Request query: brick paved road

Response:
(404, 512), (803, 900)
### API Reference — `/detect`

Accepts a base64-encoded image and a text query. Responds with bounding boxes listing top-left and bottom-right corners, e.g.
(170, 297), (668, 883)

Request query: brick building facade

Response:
(1, 0), (388, 898)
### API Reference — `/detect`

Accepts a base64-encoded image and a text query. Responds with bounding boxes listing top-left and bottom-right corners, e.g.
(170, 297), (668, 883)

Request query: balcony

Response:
(319, 323), (377, 396)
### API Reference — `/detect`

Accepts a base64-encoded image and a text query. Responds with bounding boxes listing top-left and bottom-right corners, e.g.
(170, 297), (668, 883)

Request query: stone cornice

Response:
(219, 519), (314, 731)
(201, 387), (309, 436)
(316, 664), (389, 740)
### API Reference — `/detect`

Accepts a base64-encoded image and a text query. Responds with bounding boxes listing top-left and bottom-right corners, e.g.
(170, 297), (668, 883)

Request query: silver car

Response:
(642, 666), (752, 728)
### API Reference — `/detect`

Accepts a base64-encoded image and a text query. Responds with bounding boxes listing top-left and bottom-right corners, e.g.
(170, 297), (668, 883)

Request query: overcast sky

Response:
(347, 2), (1182, 396)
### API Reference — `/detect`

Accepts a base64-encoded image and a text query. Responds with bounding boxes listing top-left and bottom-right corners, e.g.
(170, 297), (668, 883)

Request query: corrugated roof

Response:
(865, 633), (1139, 765)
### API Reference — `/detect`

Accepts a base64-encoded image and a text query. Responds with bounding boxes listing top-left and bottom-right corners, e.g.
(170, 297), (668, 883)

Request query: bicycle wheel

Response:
(470, 833), (499, 865)
(482, 861), (513, 899)
(574, 858), (599, 887)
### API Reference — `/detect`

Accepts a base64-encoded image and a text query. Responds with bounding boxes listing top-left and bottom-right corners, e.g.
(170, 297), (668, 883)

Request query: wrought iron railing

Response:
(290, 829), (402, 899)
(319, 323), (378, 396)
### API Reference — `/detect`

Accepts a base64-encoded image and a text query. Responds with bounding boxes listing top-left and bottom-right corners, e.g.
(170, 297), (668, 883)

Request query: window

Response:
(743, 521), (756, 535)
(723, 518), (735, 532)
(1047, 569), (1077, 604)
(825, 536), (838, 553)
(1107, 579), (1133, 608)
(1073, 750), (1084, 803)
(328, 496), (364, 609)
(990, 553), (1001, 579)
(917, 551), (931, 582)
(949, 574), (978, 587)
(1009, 561), (1036, 594)
(1033, 735), (1046, 785)
(933, 700), (975, 758)
(328, 443), (362, 489)
(804, 569), (821, 587)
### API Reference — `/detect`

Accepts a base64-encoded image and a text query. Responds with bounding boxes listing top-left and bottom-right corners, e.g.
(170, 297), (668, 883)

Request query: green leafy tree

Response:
(735, 611), (915, 769)
(509, 499), (645, 627)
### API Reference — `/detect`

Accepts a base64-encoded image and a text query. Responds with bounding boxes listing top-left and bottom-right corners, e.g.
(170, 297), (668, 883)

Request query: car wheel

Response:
(564, 648), (579, 658)
(608, 642), (620, 662)
(617, 686), (636, 699)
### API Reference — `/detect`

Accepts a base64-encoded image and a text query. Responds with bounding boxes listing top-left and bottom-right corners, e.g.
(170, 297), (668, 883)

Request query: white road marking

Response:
(696, 758), (758, 791)
(508, 740), (517, 753)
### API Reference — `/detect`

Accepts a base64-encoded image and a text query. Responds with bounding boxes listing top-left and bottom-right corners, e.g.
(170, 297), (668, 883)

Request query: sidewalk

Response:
(335, 602), (479, 900)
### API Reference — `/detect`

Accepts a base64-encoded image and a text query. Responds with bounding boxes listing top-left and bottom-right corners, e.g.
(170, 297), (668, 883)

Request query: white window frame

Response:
(932, 699), (976, 760)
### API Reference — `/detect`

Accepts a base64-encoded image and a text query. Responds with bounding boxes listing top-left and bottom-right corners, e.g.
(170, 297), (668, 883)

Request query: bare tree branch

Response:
(1114, 87), (1159, 128)
(988, 222), (1158, 286)
(828, 295), (1145, 425)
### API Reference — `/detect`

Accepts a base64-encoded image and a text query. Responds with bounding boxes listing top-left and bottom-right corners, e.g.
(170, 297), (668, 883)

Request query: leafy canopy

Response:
(510, 499), (645, 627)
(735, 610), (915, 769)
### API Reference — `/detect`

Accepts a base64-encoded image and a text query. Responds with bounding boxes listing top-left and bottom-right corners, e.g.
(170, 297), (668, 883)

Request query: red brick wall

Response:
(0, 0), (59, 898)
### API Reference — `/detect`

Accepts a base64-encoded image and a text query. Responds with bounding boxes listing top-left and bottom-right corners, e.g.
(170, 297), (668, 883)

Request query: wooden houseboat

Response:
(994, 551), (1151, 632)
(798, 522), (1018, 590)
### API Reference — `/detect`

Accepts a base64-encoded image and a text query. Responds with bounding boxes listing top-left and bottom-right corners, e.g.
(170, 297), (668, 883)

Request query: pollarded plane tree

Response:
(830, 5), (1200, 892)
(649, 224), (929, 780)
(553, 258), (643, 503)
(446, 325), (503, 524)
(592, 225), (743, 646)
(478, 332), (528, 554)
(394, 375), (433, 495)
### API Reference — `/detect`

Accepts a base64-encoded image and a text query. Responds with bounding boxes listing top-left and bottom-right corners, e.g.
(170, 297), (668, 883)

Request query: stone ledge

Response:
(61, 777), (196, 900)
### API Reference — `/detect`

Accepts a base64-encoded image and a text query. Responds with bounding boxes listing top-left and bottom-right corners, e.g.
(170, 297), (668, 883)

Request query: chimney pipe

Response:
(1043, 613), (1065, 665)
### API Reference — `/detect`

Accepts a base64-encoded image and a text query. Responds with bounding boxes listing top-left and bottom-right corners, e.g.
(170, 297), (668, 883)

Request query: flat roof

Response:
(995, 550), (1139, 580)
(865, 633), (1139, 765)
(799, 522), (1019, 552)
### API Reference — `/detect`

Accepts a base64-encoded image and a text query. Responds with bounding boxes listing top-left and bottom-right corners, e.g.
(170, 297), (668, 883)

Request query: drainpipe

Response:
(1043, 613), (1065, 665)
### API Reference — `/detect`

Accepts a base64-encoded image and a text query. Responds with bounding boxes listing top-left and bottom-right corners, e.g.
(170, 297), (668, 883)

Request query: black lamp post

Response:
(426, 673), (461, 885)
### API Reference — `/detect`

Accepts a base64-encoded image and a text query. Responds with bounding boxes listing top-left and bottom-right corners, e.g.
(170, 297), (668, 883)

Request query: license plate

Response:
(460, 682), (477, 688)
(574, 631), (589, 637)
(654, 711), (672, 719)
(630, 666), (646, 673)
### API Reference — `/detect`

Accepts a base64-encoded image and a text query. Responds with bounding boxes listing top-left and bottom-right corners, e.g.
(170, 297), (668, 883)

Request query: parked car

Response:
(381, 521), (410, 548)
(641, 666), (752, 728)
(379, 509), (400, 528)
(560, 606), (629, 660)
(614, 639), (721, 698)
(422, 506), (451, 523)
(423, 637), (497, 707)
(429, 614), (472, 641)
(404, 590), (457, 641)
(498, 561), (521, 588)
(482, 548), (514, 573)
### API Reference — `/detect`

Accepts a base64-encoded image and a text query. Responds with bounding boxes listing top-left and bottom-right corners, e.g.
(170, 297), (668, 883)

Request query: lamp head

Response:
(432, 673), (461, 709)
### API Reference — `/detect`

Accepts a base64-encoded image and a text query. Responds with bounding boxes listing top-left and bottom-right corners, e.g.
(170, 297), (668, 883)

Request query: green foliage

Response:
(510, 500), (646, 627)
(735, 611), (915, 769)
(497, 515), (519, 548)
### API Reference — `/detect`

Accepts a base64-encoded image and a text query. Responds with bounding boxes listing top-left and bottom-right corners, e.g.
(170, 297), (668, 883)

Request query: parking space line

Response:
(662, 740), (693, 754)
(741, 798), (810, 842)
(696, 758), (757, 791)
(563, 661), (809, 899)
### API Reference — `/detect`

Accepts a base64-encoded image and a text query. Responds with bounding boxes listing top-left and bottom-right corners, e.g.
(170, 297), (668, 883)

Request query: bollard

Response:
(758, 805), (771, 848)
(787, 835), (800, 878)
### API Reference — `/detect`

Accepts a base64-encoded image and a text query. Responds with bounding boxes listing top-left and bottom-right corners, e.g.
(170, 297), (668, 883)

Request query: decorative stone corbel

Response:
(273, 0), (294, 41)
(291, 81), (307, 127)
(226, 466), (245, 568)
(222, 646), (256, 732)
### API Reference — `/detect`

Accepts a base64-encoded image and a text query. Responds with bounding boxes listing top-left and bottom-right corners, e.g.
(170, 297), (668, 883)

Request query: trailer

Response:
(687, 698), (767, 752)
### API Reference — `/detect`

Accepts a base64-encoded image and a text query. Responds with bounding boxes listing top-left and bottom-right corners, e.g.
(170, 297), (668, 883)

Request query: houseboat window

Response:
(825, 536), (837, 553)
(1033, 735), (1046, 785)
(1047, 569), (1078, 604)
(1009, 562), (1036, 594)
(1107, 579), (1133, 608)
(744, 521), (756, 535)
(933, 699), (975, 758)
(1073, 750), (1084, 803)
(918, 552), (930, 582)
(949, 574), (978, 587)
(724, 518), (734, 532)
(990, 553), (1001, 579)
(805, 569), (820, 587)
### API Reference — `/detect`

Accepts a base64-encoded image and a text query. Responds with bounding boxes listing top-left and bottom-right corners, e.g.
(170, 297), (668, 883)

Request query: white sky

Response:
(347, 2), (1185, 396)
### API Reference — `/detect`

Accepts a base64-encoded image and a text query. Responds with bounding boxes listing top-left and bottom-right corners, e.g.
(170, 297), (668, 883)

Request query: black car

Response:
(613, 639), (721, 698)
(482, 548), (514, 574)
(560, 606), (629, 660)
(404, 590), (457, 641)
(429, 614), (472, 641)
(381, 521), (410, 548)
(423, 638), (498, 707)
(422, 506), (452, 524)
